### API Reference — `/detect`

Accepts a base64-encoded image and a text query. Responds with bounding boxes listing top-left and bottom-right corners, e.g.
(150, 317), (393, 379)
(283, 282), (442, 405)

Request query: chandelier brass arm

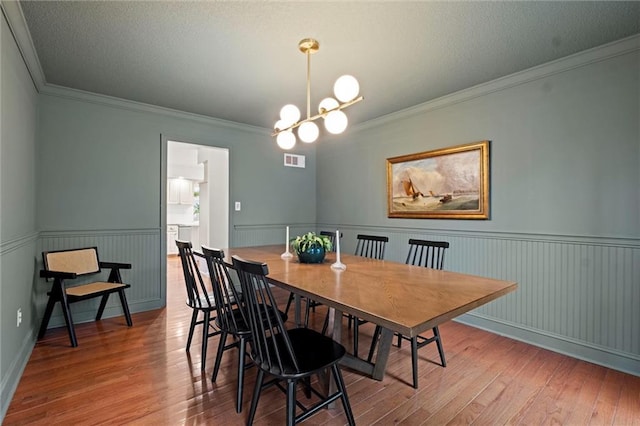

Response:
(272, 95), (364, 136)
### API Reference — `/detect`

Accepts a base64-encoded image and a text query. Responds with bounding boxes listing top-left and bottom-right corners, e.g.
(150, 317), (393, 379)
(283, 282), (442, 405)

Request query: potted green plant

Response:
(291, 232), (333, 264)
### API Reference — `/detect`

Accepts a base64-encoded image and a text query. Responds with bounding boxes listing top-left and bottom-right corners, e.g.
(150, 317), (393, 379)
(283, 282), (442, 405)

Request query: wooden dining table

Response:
(223, 244), (517, 382)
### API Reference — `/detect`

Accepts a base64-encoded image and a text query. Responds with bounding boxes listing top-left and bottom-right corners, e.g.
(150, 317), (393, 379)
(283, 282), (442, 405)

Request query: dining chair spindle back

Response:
(176, 240), (220, 371)
(201, 246), (251, 413)
(354, 234), (388, 260)
(347, 234), (389, 358)
(368, 238), (450, 388)
(232, 255), (355, 426)
(319, 230), (343, 251)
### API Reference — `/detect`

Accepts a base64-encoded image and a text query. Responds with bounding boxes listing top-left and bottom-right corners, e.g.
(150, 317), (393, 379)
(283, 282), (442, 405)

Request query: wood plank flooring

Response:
(4, 256), (639, 425)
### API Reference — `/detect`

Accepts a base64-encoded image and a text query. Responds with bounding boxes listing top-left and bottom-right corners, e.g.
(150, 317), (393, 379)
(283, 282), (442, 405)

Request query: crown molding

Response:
(353, 34), (640, 132)
(39, 83), (269, 135)
(1, 0), (46, 90)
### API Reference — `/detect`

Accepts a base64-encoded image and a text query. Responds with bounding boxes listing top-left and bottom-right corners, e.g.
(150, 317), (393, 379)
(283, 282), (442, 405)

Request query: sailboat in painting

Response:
(402, 178), (424, 200)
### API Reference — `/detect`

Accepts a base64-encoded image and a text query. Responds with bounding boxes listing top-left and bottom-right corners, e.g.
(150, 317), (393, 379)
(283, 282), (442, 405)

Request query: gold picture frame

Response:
(387, 140), (490, 219)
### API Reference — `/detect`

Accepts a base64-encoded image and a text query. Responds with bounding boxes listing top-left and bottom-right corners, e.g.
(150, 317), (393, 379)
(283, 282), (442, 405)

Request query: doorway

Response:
(166, 139), (229, 264)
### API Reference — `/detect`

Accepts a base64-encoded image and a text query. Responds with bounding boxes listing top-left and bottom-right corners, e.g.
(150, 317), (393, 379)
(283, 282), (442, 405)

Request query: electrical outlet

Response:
(17, 308), (22, 327)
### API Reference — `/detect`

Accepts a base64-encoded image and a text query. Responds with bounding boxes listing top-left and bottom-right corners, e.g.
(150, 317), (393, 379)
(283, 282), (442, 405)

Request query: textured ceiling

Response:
(18, 1), (640, 130)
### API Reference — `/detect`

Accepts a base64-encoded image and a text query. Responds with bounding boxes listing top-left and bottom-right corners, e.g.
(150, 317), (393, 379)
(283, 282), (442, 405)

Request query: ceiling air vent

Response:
(284, 153), (305, 168)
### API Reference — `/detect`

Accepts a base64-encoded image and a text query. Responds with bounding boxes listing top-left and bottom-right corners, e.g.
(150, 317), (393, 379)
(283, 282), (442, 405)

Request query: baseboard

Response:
(455, 313), (640, 377)
(0, 329), (36, 422)
(43, 299), (164, 329)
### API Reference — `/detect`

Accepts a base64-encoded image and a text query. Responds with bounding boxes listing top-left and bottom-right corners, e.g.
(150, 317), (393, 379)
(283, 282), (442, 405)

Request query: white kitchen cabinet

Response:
(167, 179), (194, 205)
(167, 225), (179, 255)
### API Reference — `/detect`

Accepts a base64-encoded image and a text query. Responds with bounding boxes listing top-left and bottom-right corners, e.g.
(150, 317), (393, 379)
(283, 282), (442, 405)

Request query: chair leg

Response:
(332, 364), (356, 426)
(304, 299), (312, 328)
(353, 319), (359, 358)
(96, 293), (110, 320)
(434, 326), (446, 367)
(302, 376), (312, 399)
(117, 289), (133, 326)
(38, 296), (57, 339)
(201, 311), (210, 371)
(247, 369), (264, 426)
(321, 310), (330, 335)
(411, 337), (419, 389)
(367, 325), (381, 362)
(58, 291), (78, 347)
(284, 292), (294, 316)
(236, 336), (247, 413)
(286, 379), (296, 426)
(186, 310), (198, 352)
(211, 331), (228, 382)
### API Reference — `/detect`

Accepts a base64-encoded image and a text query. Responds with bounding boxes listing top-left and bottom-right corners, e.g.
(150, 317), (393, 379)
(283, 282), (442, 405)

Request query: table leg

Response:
(371, 327), (394, 380)
(328, 307), (342, 343)
(320, 307), (342, 407)
(325, 309), (394, 382)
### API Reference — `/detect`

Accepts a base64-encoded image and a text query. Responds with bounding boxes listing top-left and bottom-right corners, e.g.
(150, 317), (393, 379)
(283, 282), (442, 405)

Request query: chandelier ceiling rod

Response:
(305, 39), (313, 121)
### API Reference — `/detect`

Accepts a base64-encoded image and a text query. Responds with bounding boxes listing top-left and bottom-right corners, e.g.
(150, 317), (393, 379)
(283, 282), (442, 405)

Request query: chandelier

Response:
(273, 38), (363, 150)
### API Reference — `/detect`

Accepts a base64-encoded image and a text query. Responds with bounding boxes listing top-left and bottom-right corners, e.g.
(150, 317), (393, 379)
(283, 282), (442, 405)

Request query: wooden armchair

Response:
(38, 247), (133, 347)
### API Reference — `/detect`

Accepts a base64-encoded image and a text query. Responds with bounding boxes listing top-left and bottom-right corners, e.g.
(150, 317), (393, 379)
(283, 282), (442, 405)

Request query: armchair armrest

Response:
(40, 270), (77, 279)
(100, 261), (132, 269)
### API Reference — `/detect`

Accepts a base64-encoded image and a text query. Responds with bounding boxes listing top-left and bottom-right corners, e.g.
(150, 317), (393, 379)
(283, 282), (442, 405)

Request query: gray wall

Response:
(317, 38), (640, 375)
(0, 10), (38, 414)
(1, 11), (39, 416)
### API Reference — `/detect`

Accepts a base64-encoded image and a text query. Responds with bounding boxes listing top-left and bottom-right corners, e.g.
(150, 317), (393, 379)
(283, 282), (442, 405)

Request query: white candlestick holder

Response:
(281, 225), (293, 259)
(331, 229), (346, 270)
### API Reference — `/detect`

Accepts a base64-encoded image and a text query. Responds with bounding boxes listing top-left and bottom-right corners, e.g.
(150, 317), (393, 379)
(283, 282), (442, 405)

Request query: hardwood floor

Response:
(5, 256), (639, 425)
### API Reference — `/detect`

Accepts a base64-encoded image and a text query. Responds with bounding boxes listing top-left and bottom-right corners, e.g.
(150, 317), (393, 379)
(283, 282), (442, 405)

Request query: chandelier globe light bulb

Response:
(276, 130), (296, 150)
(298, 121), (319, 143)
(318, 97), (339, 115)
(280, 104), (301, 125)
(324, 110), (348, 134)
(274, 119), (289, 131)
(334, 75), (360, 102)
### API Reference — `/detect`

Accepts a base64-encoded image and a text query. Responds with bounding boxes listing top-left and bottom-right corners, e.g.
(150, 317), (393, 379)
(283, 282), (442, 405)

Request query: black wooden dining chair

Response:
(349, 234), (389, 358)
(176, 240), (220, 371)
(201, 246), (250, 413)
(319, 230), (342, 249)
(368, 238), (450, 388)
(201, 246), (288, 413)
(232, 255), (355, 426)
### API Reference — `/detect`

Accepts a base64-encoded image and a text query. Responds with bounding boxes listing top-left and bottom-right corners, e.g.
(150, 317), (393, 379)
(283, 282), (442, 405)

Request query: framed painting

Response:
(386, 140), (490, 219)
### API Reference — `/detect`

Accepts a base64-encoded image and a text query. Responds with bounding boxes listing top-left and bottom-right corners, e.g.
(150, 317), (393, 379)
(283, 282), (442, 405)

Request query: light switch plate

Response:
(234, 201), (241, 211)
